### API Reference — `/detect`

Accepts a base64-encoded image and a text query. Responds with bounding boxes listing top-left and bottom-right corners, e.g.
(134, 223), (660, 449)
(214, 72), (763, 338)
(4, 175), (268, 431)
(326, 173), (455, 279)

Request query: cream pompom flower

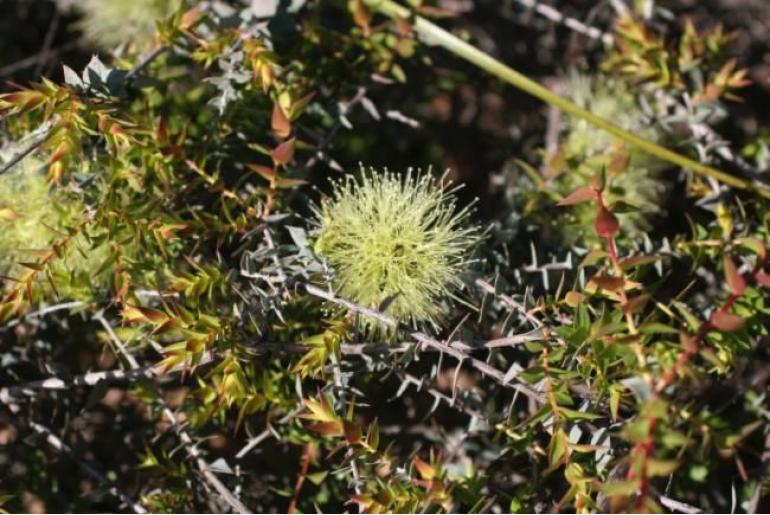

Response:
(76, 0), (178, 50)
(313, 168), (479, 330)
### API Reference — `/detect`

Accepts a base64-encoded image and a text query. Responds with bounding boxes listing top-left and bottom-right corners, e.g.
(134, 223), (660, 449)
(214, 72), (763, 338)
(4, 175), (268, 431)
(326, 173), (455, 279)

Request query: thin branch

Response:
(125, 45), (168, 83)
(33, 8), (60, 77)
(475, 279), (567, 348)
(95, 312), (141, 369)
(0, 364), (160, 403)
(93, 317), (252, 514)
(163, 407), (253, 514)
(0, 42), (78, 78)
(235, 407), (304, 460)
(365, 0), (770, 198)
(29, 422), (148, 514)
(303, 283), (545, 402)
(659, 495), (702, 514)
(396, 370), (487, 422)
(0, 122), (54, 175)
(510, 0), (613, 45)
(1, 300), (85, 331)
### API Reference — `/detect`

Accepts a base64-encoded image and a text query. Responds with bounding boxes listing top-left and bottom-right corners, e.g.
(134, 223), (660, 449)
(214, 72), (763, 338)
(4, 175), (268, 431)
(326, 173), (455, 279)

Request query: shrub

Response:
(1, 1), (769, 513)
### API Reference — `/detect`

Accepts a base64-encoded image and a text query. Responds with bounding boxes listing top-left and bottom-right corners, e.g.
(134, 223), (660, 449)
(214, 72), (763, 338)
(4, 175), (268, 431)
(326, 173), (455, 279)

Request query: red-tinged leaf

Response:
(619, 254), (663, 270)
(122, 304), (169, 325)
(595, 205), (619, 238)
(710, 311), (745, 332)
(608, 150), (630, 174)
(271, 103), (291, 138)
(18, 262), (43, 271)
(271, 137), (295, 166)
(413, 457), (435, 480)
(287, 91), (316, 119)
(756, 271), (770, 287)
(47, 161), (64, 183)
(180, 7), (201, 30)
(247, 163), (276, 183)
(351, 0), (372, 35)
(590, 274), (625, 292)
(0, 208), (20, 221)
(557, 186), (596, 206)
(723, 254), (746, 295)
(97, 113), (108, 132)
(155, 116), (168, 143)
(308, 421), (342, 436)
(48, 140), (69, 164)
(564, 291), (582, 307)
(622, 294), (651, 315)
(140, 307), (169, 325)
(342, 421), (361, 445)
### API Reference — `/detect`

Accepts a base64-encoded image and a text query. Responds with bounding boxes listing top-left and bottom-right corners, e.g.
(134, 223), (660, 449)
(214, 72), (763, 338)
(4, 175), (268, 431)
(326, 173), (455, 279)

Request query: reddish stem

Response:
(627, 248), (769, 508)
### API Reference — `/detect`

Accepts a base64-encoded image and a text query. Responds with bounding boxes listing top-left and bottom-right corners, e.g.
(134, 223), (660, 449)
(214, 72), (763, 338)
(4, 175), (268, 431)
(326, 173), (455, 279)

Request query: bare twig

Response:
(303, 86), (369, 170)
(396, 370), (487, 422)
(33, 8), (60, 77)
(164, 407), (253, 514)
(29, 422), (148, 514)
(0, 122), (54, 175)
(96, 317), (252, 514)
(125, 45), (168, 83)
(1, 300), (85, 331)
(235, 407), (304, 460)
(659, 495), (702, 514)
(511, 0), (613, 45)
(0, 42), (78, 78)
(0, 364), (160, 403)
(303, 283), (545, 402)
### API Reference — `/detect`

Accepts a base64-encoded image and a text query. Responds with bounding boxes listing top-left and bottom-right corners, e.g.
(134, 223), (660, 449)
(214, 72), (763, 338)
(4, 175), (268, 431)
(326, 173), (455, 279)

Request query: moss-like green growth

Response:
(0, 154), (111, 301)
(76, 0), (178, 50)
(313, 168), (479, 331)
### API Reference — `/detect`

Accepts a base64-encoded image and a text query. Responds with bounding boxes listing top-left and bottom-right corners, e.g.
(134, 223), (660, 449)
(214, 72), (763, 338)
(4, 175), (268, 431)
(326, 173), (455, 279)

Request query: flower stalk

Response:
(364, 0), (770, 199)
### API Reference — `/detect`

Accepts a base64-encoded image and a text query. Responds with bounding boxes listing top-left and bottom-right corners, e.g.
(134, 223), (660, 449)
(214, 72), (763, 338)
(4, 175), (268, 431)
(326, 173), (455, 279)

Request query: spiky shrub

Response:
(313, 168), (478, 331)
(76, 0), (178, 50)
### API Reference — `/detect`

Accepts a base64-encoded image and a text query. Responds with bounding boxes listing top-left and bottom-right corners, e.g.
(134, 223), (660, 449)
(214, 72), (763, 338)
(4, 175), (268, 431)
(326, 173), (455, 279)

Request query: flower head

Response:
(76, 0), (178, 50)
(313, 168), (479, 330)
(557, 72), (669, 241)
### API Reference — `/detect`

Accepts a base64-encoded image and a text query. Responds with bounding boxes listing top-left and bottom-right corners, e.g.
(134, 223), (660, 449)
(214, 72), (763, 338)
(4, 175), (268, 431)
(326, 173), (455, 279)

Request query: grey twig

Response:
(1, 300), (85, 331)
(125, 45), (168, 83)
(475, 278), (567, 346)
(29, 422), (148, 514)
(511, 0), (613, 45)
(303, 86), (369, 170)
(0, 365), (160, 403)
(0, 42), (78, 78)
(235, 407), (304, 460)
(303, 283), (545, 402)
(659, 495), (702, 514)
(396, 370), (487, 422)
(92, 317), (252, 514)
(0, 123), (53, 175)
